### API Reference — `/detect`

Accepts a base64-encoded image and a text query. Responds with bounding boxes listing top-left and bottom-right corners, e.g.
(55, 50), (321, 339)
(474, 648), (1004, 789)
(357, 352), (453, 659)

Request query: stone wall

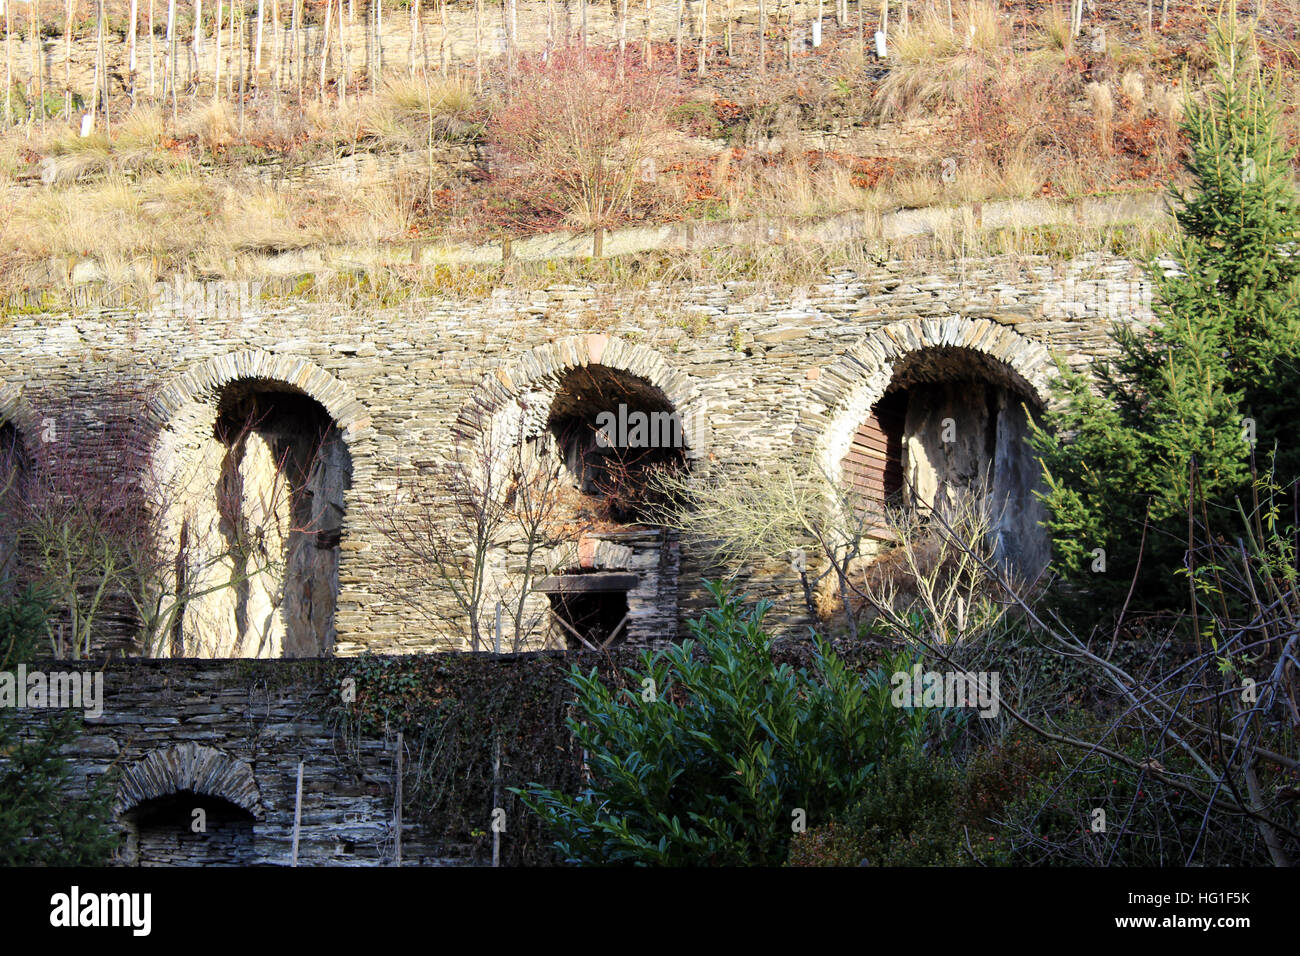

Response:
(21, 657), (471, 866)
(0, 251), (1155, 655)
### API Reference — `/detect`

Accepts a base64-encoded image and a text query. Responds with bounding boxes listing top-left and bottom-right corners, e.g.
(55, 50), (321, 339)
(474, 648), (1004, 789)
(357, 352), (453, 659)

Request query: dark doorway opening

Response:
(122, 792), (256, 866)
(546, 366), (686, 524)
(539, 572), (634, 650)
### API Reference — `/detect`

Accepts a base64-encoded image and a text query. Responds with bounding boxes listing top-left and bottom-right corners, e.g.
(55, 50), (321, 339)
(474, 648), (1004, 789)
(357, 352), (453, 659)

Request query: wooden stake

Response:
(272, 0), (280, 96)
(787, 0), (793, 70)
(318, 0), (331, 99)
(374, 0), (382, 81)
(238, 4), (244, 128)
(473, 0), (480, 91)
(227, 0), (234, 98)
(166, 0), (176, 118)
(291, 760), (303, 865)
(407, 0), (416, 77)
(617, 0), (627, 77)
(213, 0), (222, 100)
(64, 0), (72, 116)
(193, 0), (203, 94)
(337, 0), (346, 105)
(675, 0), (682, 75)
(31, 0), (41, 130)
(293, 0), (301, 104)
(3, 0), (11, 126)
(758, 0), (765, 72)
(491, 735), (501, 867)
(254, 0), (264, 85)
(698, 0), (707, 77)
(129, 0), (139, 96)
(393, 732), (403, 866)
(149, 0), (157, 98)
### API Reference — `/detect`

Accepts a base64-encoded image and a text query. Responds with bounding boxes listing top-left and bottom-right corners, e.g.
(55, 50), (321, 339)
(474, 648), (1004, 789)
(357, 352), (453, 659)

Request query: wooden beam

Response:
(534, 573), (639, 594)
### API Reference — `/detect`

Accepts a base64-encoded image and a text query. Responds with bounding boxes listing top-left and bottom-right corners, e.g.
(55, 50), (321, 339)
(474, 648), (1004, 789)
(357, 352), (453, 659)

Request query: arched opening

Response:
(841, 346), (1048, 574)
(172, 379), (352, 658)
(523, 366), (688, 650)
(455, 338), (703, 651)
(121, 792), (256, 866)
(544, 365), (687, 524)
(0, 421), (30, 584)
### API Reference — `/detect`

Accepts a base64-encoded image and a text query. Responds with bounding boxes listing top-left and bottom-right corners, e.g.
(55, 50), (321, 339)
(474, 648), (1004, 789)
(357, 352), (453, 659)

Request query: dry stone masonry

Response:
(0, 251), (1152, 657)
(1, 251), (1157, 865)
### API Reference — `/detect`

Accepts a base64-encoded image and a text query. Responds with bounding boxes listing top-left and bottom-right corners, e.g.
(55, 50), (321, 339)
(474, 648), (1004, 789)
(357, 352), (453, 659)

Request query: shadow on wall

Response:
(842, 346), (1049, 577)
(0, 421), (29, 584)
(168, 380), (352, 659)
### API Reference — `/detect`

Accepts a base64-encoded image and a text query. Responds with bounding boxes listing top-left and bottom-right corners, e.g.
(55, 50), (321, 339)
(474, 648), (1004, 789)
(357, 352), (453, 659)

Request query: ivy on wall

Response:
(324, 650), (645, 866)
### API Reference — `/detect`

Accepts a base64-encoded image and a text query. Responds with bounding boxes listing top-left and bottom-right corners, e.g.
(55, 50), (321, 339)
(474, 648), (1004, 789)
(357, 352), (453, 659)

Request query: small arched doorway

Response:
(121, 791), (257, 866)
(114, 744), (263, 866)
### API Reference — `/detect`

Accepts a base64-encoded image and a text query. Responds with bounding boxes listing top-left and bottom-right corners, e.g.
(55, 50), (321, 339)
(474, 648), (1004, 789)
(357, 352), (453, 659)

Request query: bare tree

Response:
(369, 401), (577, 653)
(489, 44), (680, 255)
(1, 395), (335, 660)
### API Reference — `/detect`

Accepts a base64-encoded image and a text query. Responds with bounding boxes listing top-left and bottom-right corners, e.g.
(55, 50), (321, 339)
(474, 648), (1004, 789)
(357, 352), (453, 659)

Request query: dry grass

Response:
(0, 161), (417, 293)
(1036, 3), (1074, 55)
(876, 1), (1013, 120)
(357, 76), (480, 150)
(0, 1), (1266, 308)
(1086, 81), (1115, 156)
(722, 153), (889, 220)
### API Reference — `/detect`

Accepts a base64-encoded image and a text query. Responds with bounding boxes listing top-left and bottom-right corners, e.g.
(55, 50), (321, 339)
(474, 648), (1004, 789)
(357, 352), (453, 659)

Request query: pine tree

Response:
(0, 589), (117, 865)
(1031, 6), (1300, 619)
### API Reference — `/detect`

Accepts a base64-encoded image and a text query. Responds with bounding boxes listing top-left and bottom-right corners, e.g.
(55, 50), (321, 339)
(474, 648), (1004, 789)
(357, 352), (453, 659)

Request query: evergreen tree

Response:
(1031, 6), (1300, 619)
(0, 588), (117, 865)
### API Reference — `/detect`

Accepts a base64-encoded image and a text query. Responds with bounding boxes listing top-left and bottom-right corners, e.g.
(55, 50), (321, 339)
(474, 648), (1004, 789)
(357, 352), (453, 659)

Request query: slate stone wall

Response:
(0, 251), (1154, 655)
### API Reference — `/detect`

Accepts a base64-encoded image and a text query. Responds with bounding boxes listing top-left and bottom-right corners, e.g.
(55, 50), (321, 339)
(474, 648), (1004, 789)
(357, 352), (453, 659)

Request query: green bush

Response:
(515, 582), (951, 866)
(786, 750), (990, 866)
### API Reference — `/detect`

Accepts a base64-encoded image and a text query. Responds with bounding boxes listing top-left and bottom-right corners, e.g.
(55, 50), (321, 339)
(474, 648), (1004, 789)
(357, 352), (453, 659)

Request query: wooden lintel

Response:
(534, 573), (639, 594)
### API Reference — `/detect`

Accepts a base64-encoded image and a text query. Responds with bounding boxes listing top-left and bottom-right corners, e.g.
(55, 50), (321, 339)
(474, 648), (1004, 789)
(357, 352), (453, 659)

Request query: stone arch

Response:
(147, 349), (371, 449)
(114, 743), (262, 819)
(456, 334), (710, 462)
(0, 381), (38, 582)
(802, 317), (1055, 481)
(0, 380), (42, 461)
(457, 336), (697, 649)
(803, 317), (1057, 575)
(146, 350), (369, 658)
